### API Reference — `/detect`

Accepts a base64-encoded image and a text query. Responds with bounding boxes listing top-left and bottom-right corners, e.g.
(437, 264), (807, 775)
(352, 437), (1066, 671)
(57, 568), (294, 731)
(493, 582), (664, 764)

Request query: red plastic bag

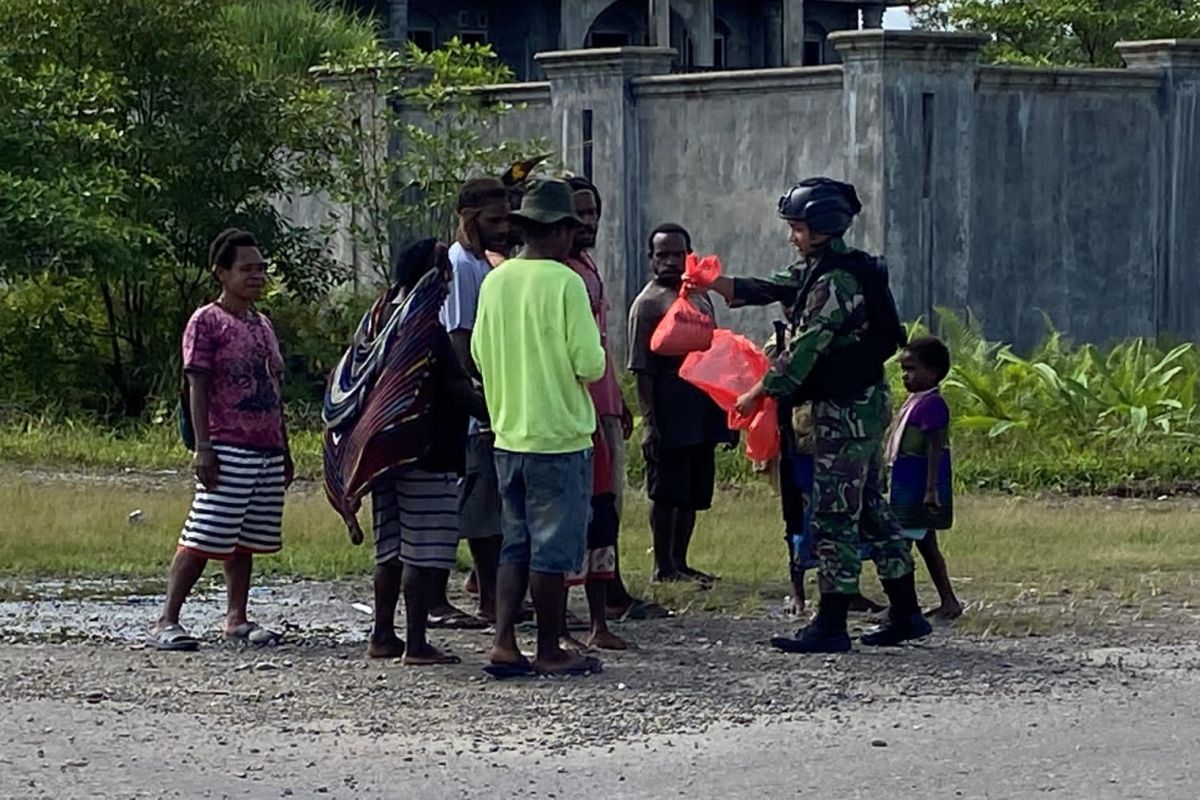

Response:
(741, 399), (780, 462)
(684, 252), (722, 289)
(679, 330), (781, 461)
(650, 287), (715, 356)
(679, 329), (769, 411)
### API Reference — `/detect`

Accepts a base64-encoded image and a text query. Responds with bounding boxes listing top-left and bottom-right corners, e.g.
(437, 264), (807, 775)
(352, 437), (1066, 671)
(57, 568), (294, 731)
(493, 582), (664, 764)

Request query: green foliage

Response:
(327, 37), (553, 283)
(910, 0), (1200, 66)
(394, 38), (549, 241)
(0, 0), (368, 416)
(933, 309), (1199, 445)
(221, 0), (381, 79)
(261, 284), (374, 412)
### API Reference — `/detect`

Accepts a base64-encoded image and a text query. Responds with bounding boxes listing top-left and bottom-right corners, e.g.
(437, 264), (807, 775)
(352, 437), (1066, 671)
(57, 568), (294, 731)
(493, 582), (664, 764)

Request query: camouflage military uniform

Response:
(732, 242), (914, 595)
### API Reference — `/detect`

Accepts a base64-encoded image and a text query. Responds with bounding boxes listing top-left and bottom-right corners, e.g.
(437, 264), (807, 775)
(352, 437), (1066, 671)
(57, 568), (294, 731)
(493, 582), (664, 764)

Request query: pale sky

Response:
(884, 6), (913, 30)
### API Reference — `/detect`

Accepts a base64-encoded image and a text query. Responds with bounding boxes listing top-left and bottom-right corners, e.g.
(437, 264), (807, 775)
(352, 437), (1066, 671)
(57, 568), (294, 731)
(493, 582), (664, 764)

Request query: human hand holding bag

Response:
(678, 329), (781, 462)
(682, 251), (722, 290)
(650, 253), (721, 356)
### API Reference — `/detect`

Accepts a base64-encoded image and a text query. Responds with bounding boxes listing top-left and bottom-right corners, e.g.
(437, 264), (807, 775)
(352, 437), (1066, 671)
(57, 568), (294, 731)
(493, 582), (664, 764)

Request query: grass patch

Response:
(4, 475), (1200, 632)
(5, 412), (1200, 497)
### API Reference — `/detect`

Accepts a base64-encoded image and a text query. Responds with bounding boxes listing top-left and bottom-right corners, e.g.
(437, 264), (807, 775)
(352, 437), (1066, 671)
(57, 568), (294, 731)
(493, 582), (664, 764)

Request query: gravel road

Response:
(3, 578), (1199, 798)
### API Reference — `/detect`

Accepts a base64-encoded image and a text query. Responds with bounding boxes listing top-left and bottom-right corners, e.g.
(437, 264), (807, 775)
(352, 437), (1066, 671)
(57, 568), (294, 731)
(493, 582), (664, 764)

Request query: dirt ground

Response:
(3, 579), (1200, 799)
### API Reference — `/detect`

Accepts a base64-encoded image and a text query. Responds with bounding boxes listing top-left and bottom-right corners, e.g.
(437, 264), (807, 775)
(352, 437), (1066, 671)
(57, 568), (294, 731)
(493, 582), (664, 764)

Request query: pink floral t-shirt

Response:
(182, 303), (285, 451)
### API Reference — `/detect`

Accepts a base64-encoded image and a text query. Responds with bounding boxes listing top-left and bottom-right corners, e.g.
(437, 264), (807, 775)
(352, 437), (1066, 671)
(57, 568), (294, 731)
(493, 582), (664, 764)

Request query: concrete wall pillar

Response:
(676, 0), (716, 67)
(861, 4), (884, 30)
(1118, 39), (1200, 339)
(832, 31), (988, 323)
(536, 47), (676, 358)
(387, 0), (408, 50)
(764, 2), (783, 67)
(650, 0), (671, 47)
(782, 0), (806, 66)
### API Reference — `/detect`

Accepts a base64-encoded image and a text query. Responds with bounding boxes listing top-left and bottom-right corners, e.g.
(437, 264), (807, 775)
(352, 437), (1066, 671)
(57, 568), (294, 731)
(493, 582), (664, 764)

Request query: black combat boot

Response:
(861, 572), (932, 647)
(770, 593), (852, 653)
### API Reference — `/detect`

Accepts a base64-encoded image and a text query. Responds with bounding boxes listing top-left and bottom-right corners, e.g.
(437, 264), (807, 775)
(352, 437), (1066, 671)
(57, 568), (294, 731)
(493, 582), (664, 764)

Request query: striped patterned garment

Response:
(322, 269), (446, 527)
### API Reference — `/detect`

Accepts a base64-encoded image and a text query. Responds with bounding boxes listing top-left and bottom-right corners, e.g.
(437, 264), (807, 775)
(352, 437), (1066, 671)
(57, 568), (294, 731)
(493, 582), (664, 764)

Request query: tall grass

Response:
(1, 312), (1197, 496)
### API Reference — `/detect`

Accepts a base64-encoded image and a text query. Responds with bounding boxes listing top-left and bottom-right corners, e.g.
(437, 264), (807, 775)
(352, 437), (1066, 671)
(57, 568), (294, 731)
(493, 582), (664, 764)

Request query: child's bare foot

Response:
(367, 635), (406, 659)
(403, 642), (462, 666)
(588, 630), (628, 651)
(925, 601), (964, 620)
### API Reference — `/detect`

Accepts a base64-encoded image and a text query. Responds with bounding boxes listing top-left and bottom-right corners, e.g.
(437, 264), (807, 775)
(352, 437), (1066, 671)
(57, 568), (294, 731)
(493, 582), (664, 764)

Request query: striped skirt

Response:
(372, 468), (460, 570)
(178, 445), (286, 559)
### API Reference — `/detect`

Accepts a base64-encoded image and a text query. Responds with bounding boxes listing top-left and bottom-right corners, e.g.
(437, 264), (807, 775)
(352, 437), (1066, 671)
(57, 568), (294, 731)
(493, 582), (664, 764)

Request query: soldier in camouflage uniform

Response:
(705, 177), (931, 653)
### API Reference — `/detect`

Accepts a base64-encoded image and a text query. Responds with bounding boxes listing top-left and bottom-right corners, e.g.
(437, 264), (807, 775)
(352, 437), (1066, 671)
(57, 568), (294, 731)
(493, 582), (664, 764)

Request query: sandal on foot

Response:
(405, 652), (463, 666)
(427, 612), (488, 630)
(483, 659), (536, 679)
(608, 599), (672, 621)
(535, 654), (603, 677)
(225, 622), (282, 646)
(149, 624), (200, 652)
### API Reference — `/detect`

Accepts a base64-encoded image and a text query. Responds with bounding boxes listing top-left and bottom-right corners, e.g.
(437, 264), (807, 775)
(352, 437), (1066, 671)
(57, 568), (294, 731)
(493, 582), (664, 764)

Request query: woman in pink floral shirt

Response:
(150, 229), (292, 651)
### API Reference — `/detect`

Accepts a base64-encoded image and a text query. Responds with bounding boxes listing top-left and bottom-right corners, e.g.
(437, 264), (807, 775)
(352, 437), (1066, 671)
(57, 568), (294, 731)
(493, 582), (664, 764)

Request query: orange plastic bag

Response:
(679, 329), (768, 411)
(740, 400), (780, 462)
(679, 329), (780, 461)
(650, 286), (715, 356)
(684, 252), (722, 289)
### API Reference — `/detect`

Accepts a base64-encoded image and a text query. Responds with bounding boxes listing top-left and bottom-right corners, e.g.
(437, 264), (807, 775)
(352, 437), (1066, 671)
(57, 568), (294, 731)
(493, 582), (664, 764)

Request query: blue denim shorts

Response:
(494, 449), (592, 574)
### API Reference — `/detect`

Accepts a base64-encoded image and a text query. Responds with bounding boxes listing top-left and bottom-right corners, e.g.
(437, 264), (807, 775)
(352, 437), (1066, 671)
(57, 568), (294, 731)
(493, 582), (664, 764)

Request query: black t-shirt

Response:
(627, 280), (730, 449)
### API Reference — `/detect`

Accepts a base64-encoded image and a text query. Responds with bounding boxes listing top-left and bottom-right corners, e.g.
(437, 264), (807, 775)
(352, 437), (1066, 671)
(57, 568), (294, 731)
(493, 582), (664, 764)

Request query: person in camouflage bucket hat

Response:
(701, 177), (931, 654)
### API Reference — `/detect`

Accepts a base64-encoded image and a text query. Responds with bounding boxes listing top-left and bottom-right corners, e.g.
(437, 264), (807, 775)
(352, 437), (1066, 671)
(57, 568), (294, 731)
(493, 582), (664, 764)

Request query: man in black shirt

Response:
(627, 223), (733, 584)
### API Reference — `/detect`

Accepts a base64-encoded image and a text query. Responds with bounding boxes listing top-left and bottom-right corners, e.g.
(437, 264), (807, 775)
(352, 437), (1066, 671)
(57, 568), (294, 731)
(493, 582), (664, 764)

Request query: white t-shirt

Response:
(440, 242), (491, 333)
(440, 242), (492, 434)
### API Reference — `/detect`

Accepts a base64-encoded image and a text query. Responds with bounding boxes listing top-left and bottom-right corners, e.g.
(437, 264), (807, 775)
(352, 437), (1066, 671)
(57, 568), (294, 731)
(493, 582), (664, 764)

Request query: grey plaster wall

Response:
(288, 34), (1200, 364)
(967, 69), (1165, 348)
(632, 68), (848, 343)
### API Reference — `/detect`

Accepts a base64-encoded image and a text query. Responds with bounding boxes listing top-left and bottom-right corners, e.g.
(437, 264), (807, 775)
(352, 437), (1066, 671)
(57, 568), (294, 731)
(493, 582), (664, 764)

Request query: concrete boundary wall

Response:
(299, 33), (1200, 358)
(630, 67), (849, 344)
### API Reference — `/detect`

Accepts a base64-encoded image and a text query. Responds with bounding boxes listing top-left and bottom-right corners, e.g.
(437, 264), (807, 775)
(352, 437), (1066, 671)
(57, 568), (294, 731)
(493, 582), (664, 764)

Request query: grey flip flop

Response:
(225, 622), (282, 646)
(149, 624), (200, 652)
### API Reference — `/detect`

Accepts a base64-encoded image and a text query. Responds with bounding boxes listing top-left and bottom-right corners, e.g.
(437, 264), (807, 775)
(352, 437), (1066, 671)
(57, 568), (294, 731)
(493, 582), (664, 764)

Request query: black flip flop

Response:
(609, 599), (672, 621)
(483, 659), (536, 679)
(535, 655), (603, 677)
(428, 613), (488, 630)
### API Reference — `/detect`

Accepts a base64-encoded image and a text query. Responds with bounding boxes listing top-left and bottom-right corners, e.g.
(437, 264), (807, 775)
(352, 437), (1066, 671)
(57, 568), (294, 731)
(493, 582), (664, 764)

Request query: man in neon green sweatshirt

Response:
(472, 178), (607, 678)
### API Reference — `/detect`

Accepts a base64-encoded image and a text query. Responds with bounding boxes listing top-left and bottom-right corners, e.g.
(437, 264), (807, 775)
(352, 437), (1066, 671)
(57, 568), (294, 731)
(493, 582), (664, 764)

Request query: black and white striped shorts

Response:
(178, 445), (286, 559)
(372, 468), (459, 570)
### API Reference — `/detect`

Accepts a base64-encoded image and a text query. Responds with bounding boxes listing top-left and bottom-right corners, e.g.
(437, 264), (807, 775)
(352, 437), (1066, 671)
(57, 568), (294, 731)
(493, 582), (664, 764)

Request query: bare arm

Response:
(436, 331), (488, 419)
(635, 373), (658, 448)
(924, 428), (946, 506)
(187, 372), (219, 491)
(448, 329), (478, 380)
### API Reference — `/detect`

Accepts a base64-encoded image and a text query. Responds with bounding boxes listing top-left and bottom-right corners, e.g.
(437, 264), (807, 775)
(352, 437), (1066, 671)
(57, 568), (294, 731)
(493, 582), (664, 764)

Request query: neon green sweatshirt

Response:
(471, 258), (606, 454)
